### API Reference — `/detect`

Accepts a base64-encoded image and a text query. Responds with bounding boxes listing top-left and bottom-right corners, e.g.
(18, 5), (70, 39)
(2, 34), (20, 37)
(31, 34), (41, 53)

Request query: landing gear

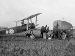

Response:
(26, 30), (35, 39)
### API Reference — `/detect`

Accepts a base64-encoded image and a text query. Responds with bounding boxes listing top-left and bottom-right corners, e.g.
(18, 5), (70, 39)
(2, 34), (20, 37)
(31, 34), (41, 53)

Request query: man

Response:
(45, 25), (49, 39)
(41, 26), (44, 38)
(30, 30), (35, 39)
(62, 32), (66, 39)
(43, 25), (48, 39)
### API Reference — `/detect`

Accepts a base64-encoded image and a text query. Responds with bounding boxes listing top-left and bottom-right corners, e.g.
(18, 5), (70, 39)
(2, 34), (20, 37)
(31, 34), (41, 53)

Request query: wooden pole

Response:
(36, 16), (37, 26)
(27, 19), (29, 30)
(30, 19), (32, 23)
(16, 21), (17, 27)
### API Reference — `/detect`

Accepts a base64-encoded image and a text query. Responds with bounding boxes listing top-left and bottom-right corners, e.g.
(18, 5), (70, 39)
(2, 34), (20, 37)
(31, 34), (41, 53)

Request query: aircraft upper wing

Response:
(26, 13), (42, 20)
(16, 13), (42, 22)
(21, 13), (42, 21)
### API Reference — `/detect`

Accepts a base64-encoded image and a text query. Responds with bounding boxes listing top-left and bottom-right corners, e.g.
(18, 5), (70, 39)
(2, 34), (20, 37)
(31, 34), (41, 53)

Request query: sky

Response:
(0, 0), (75, 29)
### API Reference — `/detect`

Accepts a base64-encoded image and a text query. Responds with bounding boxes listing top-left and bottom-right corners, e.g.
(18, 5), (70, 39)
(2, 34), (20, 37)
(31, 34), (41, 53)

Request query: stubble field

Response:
(0, 37), (75, 56)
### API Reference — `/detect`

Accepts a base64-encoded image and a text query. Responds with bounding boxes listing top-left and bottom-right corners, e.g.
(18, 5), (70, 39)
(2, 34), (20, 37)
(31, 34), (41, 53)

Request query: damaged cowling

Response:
(53, 20), (73, 30)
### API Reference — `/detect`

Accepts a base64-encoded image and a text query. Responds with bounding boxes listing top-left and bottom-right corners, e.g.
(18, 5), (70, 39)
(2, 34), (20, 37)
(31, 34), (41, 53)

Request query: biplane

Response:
(0, 13), (73, 40)
(0, 13), (42, 37)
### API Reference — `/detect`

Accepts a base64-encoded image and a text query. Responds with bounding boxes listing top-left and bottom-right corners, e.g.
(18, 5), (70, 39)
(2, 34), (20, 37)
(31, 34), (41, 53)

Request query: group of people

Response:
(41, 25), (72, 40)
(41, 25), (49, 39)
(52, 29), (73, 40)
(26, 30), (35, 39)
(25, 24), (72, 40)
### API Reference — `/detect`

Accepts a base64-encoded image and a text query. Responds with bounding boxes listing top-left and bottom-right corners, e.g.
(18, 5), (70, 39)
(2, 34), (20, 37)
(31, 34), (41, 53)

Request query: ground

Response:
(0, 37), (75, 56)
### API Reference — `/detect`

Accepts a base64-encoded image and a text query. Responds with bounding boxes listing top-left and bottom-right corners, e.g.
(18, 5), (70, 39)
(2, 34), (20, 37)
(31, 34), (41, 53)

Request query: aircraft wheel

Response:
(9, 29), (14, 34)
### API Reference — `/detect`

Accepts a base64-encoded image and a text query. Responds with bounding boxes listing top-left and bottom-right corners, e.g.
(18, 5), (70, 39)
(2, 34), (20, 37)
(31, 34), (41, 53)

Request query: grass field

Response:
(0, 37), (75, 56)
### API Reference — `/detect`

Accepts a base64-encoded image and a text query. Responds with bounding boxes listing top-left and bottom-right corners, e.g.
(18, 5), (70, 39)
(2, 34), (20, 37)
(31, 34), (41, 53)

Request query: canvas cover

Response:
(53, 20), (73, 30)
